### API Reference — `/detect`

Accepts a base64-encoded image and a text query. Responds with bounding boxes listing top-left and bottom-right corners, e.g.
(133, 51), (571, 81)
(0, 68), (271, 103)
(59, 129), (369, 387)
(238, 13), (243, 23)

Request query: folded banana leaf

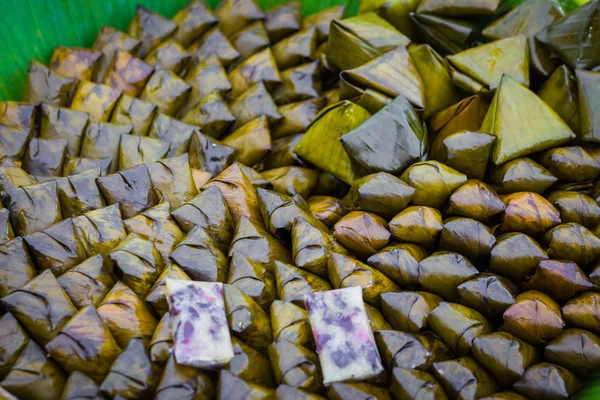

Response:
(0, 312), (29, 380)
(92, 25), (142, 81)
(0, 102), (36, 132)
(360, 0), (421, 38)
(457, 273), (518, 318)
(24, 218), (87, 277)
(169, 224), (228, 281)
(265, 1), (301, 42)
(222, 116), (271, 166)
(45, 305), (121, 383)
(97, 281), (158, 348)
(213, 0), (264, 37)
(276, 384), (326, 400)
(187, 26), (240, 67)
(537, 65), (580, 136)
(229, 82), (282, 132)
(62, 156), (113, 177)
(500, 192), (561, 235)
(154, 353), (216, 400)
(60, 371), (101, 400)
(2, 269), (76, 345)
(228, 253), (276, 311)
(70, 81), (122, 123)
(326, 12), (411, 72)
(21, 138), (67, 177)
(417, 0), (499, 16)
(127, 5), (178, 57)
(340, 96), (426, 176)
(228, 49), (281, 99)
(183, 55), (232, 115)
(57, 254), (114, 309)
(39, 104), (88, 157)
(379, 291), (441, 333)
(149, 313), (172, 366)
(146, 265), (190, 316)
(489, 157), (557, 193)
(0, 166), (36, 191)
(418, 252), (479, 301)
(327, 382), (391, 399)
(540, 146), (600, 182)
(274, 61), (322, 106)
(503, 290), (564, 346)
(72, 204), (127, 258)
(536, 0), (600, 70)
(439, 217), (496, 262)
(80, 122), (133, 174)
(272, 27), (317, 70)
(446, 180), (505, 222)
(409, 12), (476, 56)
(271, 300), (315, 352)
(314, 171), (349, 198)
(577, 69), (600, 143)
(513, 362), (582, 400)
(140, 67), (191, 117)
(332, 211), (390, 259)
(430, 95), (489, 140)
(430, 130), (496, 180)
(217, 370), (275, 400)
(327, 253), (400, 306)
(0, 341), (66, 400)
(1, 180), (61, 236)
(148, 154), (199, 210)
(223, 284), (272, 351)
(391, 367), (448, 400)
(0, 208), (13, 245)
(144, 39), (190, 74)
(302, 5), (345, 43)
(524, 259), (592, 302)
(147, 113), (195, 157)
(400, 161), (467, 209)
(22, 61), (76, 106)
(49, 46), (102, 81)
(261, 166), (319, 199)
(103, 49), (154, 96)
(118, 134), (170, 170)
(272, 97), (326, 139)
(228, 21), (270, 65)
(375, 330), (452, 372)
(482, 74), (576, 165)
(171, 0), (218, 48)
(546, 328), (600, 378)
(99, 337), (162, 399)
(307, 196), (346, 228)
(547, 191), (600, 228)
(388, 206), (443, 248)
(562, 292), (600, 335)
(268, 339), (323, 392)
(229, 215), (292, 269)
(489, 232), (547, 283)
(124, 202), (185, 263)
(182, 92), (236, 138)
(226, 337), (275, 387)
(432, 357), (499, 400)
(274, 261), (332, 308)
(546, 222), (600, 267)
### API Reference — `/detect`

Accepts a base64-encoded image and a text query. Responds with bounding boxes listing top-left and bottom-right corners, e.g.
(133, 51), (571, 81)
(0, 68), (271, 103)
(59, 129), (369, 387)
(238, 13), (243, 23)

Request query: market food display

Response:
(1, 0), (600, 399)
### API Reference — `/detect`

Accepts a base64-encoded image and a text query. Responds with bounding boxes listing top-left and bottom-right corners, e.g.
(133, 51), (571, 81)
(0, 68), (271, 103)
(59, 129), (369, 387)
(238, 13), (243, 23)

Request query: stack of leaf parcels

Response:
(1, 0), (600, 398)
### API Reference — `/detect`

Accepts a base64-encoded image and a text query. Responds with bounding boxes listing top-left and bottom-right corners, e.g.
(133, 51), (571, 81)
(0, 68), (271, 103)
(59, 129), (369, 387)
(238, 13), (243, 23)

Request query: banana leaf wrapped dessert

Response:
(181, 92), (236, 138)
(380, 291), (442, 333)
(547, 191), (600, 229)
(228, 253), (276, 311)
(72, 204), (127, 258)
(79, 122), (133, 174)
(22, 137), (68, 177)
(70, 81), (122, 123)
(513, 362), (582, 400)
(537, 65), (580, 136)
(388, 206), (443, 248)
(0, 208), (13, 245)
(103, 49), (154, 96)
(217, 369), (275, 400)
(0, 102), (37, 135)
(2, 269), (76, 345)
(440, 217), (496, 263)
(340, 96), (427, 175)
(302, 5), (344, 43)
(418, 252), (478, 300)
(96, 164), (158, 219)
(577, 69), (600, 143)
(272, 27), (317, 70)
(264, 1), (301, 42)
(149, 313), (173, 366)
(541, 146), (600, 183)
(146, 113), (195, 157)
(127, 5), (178, 57)
(472, 332), (538, 386)
(229, 82), (282, 131)
(187, 26), (240, 68)
(489, 157), (557, 194)
(1, 180), (62, 236)
(543, 223), (600, 266)
(224, 284), (272, 351)
(154, 354), (217, 400)
(432, 357), (499, 400)
(400, 161), (467, 209)
(408, 12), (476, 56)
(171, 0), (218, 48)
(274, 261), (332, 308)
(227, 337), (275, 387)
(214, 0), (265, 37)
(182, 55), (232, 113)
(503, 290), (564, 346)
(428, 302), (493, 356)
(62, 156), (113, 177)
(92, 25), (142, 81)
(524, 259), (592, 303)
(56, 168), (106, 218)
(429, 94), (489, 139)
(49, 46), (102, 81)
(140, 67), (191, 117)
(268, 339), (323, 392)
(144, 267), (192, 316)
(332, 211), (390, 259)
(271, 300), (315, 349)
(375, 330), (452, 372)
(97, 281), (158, 348)
(457, 273), (518, 318)
(0, 341), (66, 400)
(390, 367), (448, 400)
(446, 181), (505, 222)
(22, 61), (76, 106)
(229, 21), (270, 63)
(59, 371), (101, 400)
(272, 97), (326, 139)
(99, 337), (162, 399)
(108, 233), (163, 298)
(327, 253), (400, 307)
(562, 292), (600, 334)
(148, 154), (199, 209)
(314, 171), (349, 197)
(188, 130), (237, 176)
(308, 196), (346, 228)
(45, 305), (121, 383)
(0, 166), (36, 191)
(222, 116), (271, 166)
(228, 48), (281, 99)
(39, 104), (88, 157)
(545, 328), (600, 378)
(118, 134), (170, 169)
(500, 192), (561, 235)
(144, 39), (190, 74)
(23, 218), (87, 277)
(57, 254), (115, 308)
(0, 312), (29, 380)
(273, 61), (322, 105)
(261, 166), (318, 199)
